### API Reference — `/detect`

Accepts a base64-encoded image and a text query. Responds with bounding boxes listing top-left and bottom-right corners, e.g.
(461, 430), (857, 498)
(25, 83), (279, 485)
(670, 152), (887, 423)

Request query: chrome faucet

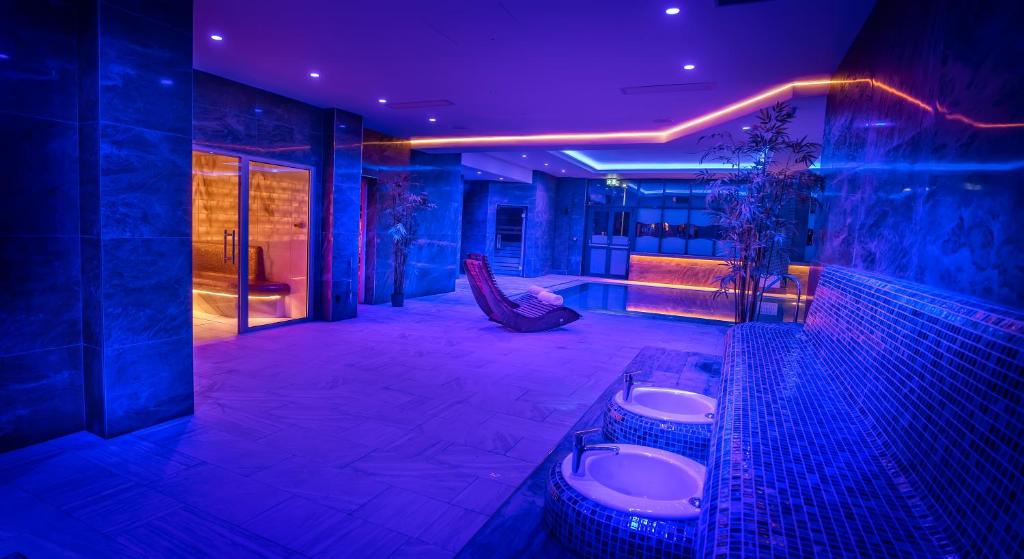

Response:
(623, 371), (651, 401)
(572, 428), (619, 476)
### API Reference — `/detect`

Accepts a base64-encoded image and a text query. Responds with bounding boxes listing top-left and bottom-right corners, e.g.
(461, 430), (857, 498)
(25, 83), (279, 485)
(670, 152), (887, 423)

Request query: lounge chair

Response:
(464, 253), (581, 332)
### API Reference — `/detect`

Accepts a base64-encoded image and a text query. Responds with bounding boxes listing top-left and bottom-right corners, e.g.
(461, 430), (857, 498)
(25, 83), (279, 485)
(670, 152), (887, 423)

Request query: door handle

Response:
(223, 229), (229, 263)
(231, 230), (236, 265)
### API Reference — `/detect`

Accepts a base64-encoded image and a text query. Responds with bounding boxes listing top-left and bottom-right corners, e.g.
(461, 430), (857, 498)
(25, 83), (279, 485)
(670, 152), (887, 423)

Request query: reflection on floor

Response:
(193, 310), (236, 344)
(194, 311), (305, 345)
(0, 275), (727, 559)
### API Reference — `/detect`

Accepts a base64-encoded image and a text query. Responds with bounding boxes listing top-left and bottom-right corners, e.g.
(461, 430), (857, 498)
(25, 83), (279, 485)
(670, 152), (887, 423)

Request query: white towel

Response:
(527, 285), (545, 295)
(538, 290), (564, 306)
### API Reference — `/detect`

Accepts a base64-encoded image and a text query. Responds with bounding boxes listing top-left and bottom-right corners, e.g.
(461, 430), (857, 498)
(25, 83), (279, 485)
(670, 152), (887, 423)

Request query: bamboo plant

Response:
(698, 101), (823, 323)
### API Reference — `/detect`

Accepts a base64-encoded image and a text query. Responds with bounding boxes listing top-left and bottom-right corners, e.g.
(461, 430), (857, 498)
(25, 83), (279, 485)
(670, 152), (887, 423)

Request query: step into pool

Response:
(554, 282), (805, 324)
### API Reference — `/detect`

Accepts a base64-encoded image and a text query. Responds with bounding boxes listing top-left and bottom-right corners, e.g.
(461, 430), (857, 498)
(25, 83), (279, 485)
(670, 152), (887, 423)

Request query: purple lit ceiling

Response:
(194, 0), (876, 175)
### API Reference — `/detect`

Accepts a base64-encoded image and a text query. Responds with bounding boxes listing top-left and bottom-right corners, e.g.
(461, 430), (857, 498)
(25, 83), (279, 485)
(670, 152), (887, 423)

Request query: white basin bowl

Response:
(614, 387), (716, 424)
(560, 444), (704, 520)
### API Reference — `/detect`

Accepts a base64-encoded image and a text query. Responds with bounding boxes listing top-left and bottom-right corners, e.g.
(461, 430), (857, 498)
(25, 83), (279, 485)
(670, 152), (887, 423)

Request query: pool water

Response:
(555, 282), (805, 324)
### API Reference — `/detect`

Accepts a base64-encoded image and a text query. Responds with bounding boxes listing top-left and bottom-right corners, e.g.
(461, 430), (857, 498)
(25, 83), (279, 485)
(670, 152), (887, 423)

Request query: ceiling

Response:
(194, 0), (876, 176)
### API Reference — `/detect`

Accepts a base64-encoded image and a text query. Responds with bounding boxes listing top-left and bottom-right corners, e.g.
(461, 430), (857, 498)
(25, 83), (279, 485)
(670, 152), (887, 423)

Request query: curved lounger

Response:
(465, 254), (581, 333)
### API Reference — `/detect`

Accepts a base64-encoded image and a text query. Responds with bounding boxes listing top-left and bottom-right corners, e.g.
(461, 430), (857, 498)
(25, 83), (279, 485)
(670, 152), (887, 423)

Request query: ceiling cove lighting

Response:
(683, 64), (696, 71)
(210, 34), (223, 41)
(665, 7), (681, 15)
(408, 78), (1024, 149)
(563, 150), (756, 172)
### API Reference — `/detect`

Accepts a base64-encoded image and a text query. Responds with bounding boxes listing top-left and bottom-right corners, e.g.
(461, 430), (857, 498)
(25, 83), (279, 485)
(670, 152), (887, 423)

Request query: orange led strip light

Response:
(408, 78), (1022, 149)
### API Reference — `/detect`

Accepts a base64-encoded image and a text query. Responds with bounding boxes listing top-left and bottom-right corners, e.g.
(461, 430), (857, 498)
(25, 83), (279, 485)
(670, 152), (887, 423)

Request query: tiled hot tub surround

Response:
(544, 463), (697, 559)
(602, 400), (712, 463)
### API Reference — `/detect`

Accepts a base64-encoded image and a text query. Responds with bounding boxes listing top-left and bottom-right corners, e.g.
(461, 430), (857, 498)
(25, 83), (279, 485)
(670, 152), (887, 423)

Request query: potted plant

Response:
(380, 179), (436, 307)
(698, 101), (823, 323)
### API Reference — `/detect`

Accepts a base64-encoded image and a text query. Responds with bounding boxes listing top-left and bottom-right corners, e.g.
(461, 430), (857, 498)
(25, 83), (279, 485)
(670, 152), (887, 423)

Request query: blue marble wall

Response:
(362, 131), (464, 302)
(407, 151), (464, 297)
(462, 172), (562, 277)
(320, 109), (364, 320)
(0, 1), (84, 450)
(78, 0), (194, 437)
(552, 178), (587, 275)
(818, 0), (1024, 306)
(193, 71), (324, 169)
(460, 180), (490, 269)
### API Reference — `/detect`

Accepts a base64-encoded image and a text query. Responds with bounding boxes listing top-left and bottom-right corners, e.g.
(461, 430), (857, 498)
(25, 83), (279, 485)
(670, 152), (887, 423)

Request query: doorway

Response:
(493, 205), (527, 276)
(191, 150), (312, 342)
(586, 208), (632, 278)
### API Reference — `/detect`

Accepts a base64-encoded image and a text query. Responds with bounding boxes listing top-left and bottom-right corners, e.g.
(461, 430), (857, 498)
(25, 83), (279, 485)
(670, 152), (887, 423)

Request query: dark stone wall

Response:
(460, 181), (490, 268)
(818, 0), (1024, 306)
(461, 173), (586, 278)
(0, 0), (85, 451)
(362, 131), (464, 302)
(320, 109), (364, 320)
(78, 0), (194, 437)
(552, 178), (587, 275)
(193, 71), (324, 169)
(407, 151), (463, 298)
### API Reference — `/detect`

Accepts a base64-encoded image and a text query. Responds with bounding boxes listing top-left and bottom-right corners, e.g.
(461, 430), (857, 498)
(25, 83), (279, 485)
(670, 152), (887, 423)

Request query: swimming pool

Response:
(554, 282), (805, 324)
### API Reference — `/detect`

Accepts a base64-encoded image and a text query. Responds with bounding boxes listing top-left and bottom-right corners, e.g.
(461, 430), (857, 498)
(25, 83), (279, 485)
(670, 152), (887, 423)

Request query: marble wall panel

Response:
(818, 0), (1024, 306)
(0, 0), (85, 451)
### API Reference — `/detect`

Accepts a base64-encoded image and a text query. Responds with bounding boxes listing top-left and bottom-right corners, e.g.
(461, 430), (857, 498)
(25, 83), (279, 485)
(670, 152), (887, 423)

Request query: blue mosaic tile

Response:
(698, 265), (1022, 558)
(804, 266), (1024, 557)
(545, 463), (697, 559)
(602, 399), (712, 463)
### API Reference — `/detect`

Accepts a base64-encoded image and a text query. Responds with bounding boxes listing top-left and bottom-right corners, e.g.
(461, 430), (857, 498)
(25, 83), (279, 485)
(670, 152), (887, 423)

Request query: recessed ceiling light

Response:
(377, 98), (387, 104)
(683, 64), (696, 71)
(499, 177), (505, 181)
(210, 34), (223, 41)
(428, 117), (437, 122)
(741, 125), (751, 130)
(665, 7), (680, 15)
(476, 171), (482, 175)
(561, 169), (566, 173)
(544, 163), (549, 166)
(309, 72), (320, 78)
(521, 154), (527, 158)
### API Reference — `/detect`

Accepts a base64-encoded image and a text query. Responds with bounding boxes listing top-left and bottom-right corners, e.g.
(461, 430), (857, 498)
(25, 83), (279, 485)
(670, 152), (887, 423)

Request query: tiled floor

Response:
(1, 275), (727, 559)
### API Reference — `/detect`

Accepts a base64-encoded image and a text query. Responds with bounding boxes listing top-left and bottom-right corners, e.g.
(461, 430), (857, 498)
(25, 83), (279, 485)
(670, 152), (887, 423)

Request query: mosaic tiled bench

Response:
(697, 266), (1024, 558)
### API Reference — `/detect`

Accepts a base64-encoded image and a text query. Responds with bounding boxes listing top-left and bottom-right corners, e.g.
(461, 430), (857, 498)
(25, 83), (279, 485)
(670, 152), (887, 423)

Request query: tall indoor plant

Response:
(698, 101), (822, 323)
(381, 179), (435, 307)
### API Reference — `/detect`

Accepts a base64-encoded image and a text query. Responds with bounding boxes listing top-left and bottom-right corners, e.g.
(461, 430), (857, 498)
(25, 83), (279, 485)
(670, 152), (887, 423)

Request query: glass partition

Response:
(247, 162), (311, 328)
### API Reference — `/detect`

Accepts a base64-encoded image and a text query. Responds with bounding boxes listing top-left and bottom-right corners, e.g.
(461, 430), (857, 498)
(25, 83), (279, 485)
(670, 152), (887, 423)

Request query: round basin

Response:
(614, 387), (716, 424)
(560, 444), (704, 520)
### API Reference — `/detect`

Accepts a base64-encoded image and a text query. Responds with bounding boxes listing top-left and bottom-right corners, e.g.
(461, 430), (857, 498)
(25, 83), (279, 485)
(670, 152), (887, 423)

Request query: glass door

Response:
(191, 150), (312, 340)
(245, 161), (311, 329)
(191, 152), (241, 342)
(586, 209), (632, 278)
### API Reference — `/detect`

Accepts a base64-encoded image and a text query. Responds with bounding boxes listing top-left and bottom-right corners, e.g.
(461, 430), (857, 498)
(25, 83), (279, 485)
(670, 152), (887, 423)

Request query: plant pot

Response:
(391, 293), (405, 307)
